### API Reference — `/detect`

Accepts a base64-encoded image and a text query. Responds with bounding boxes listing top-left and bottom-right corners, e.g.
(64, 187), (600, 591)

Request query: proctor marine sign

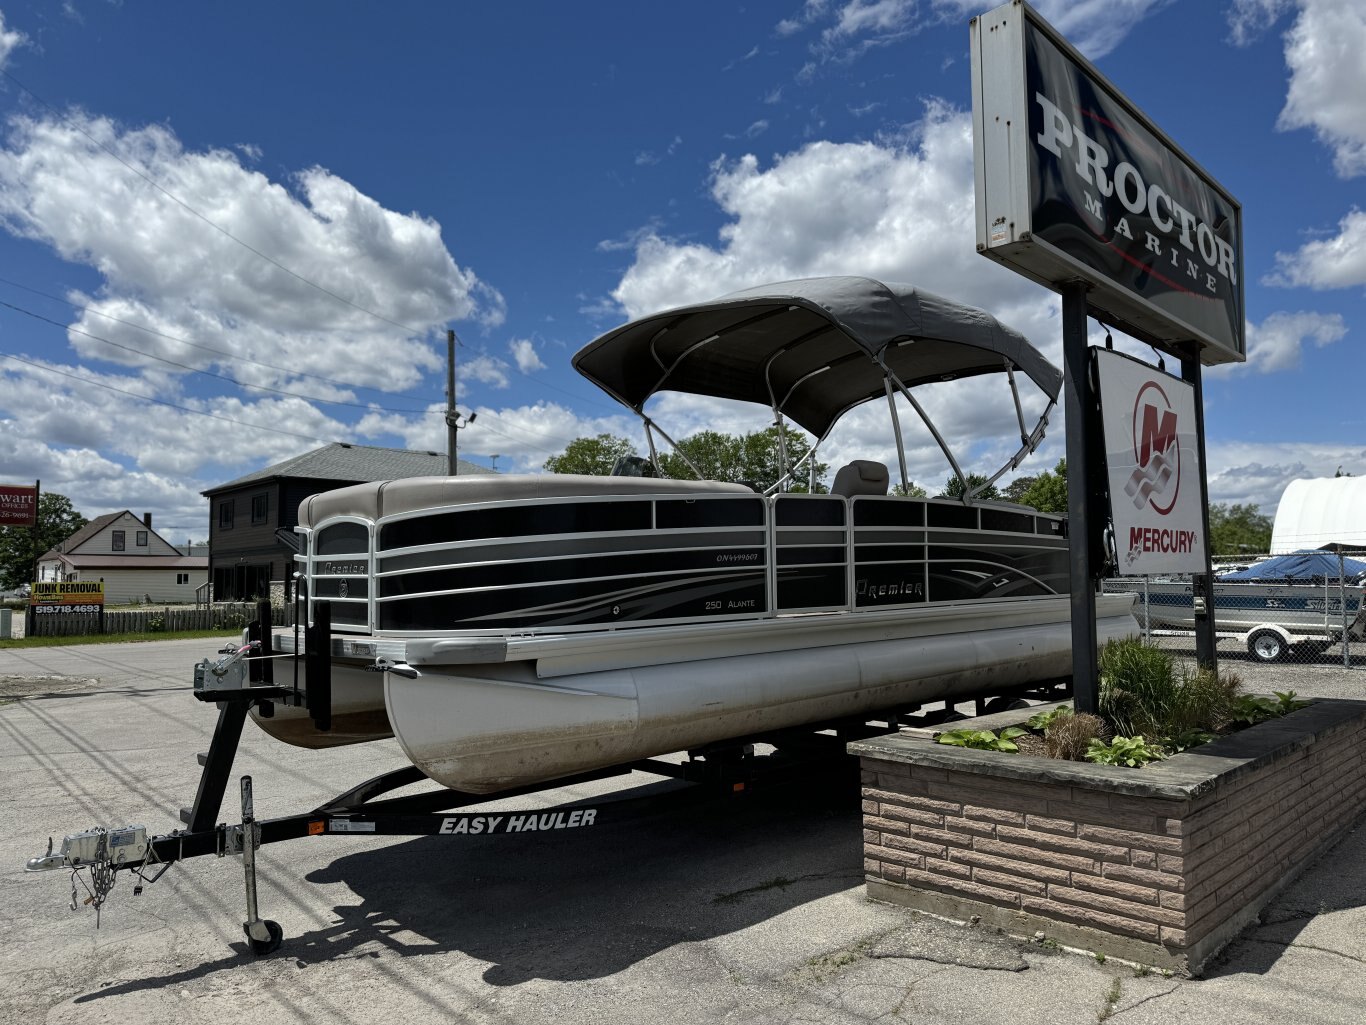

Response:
(1095, 348), (1207, 575)
(0, 483), (37, 527)
(971, 2), (1245, 366)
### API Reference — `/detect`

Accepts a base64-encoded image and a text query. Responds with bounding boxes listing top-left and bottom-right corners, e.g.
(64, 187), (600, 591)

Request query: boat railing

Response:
(298, 488), (1071, 640)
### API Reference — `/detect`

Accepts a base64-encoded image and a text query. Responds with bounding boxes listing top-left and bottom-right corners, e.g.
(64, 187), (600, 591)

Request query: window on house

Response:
(136, 531), (148, 547)
(219, 501), (235, 530)
(112, 530), (125, 551)
(177, 572), (189, 585)
(251, 494), (268, 524)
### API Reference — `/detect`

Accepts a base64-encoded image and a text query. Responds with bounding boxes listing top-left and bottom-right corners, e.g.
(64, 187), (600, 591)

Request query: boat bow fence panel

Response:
(302, 487), (1070, 637)
(372, 493), (770, 632)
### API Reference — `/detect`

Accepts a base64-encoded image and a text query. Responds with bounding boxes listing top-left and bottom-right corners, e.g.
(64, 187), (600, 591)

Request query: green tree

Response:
(0, 492), (88, 589)
(658, 430), (745, 483)
(659, 424), (828, 492)
(739, 424), (828, 492)
(543, 434), (637, 475)
(891, 481), (928, 498)
(1017, 459), (1068, 514)
(1002, 475), (1036, 504)
(1207, 503), (1272, 556)
(937, 472), (1001, 502)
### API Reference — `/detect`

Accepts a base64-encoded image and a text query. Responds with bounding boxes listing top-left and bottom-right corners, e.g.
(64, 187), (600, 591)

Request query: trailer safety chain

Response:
(67, 831), (118, 927)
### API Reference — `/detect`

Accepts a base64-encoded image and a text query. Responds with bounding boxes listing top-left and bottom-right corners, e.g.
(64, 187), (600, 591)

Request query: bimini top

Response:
(573, 276), (1062, 438)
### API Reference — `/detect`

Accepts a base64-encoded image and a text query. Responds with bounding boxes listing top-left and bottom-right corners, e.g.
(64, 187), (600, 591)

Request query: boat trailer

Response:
(23, 600), (1067, 955)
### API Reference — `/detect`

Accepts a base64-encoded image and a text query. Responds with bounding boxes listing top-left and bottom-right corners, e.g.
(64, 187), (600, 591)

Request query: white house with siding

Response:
(37, 510), (208, 604)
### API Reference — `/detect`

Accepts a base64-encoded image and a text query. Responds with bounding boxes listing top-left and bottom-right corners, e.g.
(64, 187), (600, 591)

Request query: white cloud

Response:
(0, 11), (25, 68)
(611, 102), (1045, 331)
(1266, 207), (1366, 289)
(603, 102), (1080, 490)
(1273, 0), (1366, 177)
(788, 1), (1172, 66)
(826, 0), (917, 43)
(1205, 440), (1366, 511)
(1008, 0), (1174, 58)
(1239, 311), (1347, 373)
(0, 112), (503, 400)
(1226, 0), (1296, 45)
(746, 119), (770, 139)
(0, 354), (366, 541)
(776, 0), (829, 37)
(461, 354), (510, 389)
(508, 338), (545, 373)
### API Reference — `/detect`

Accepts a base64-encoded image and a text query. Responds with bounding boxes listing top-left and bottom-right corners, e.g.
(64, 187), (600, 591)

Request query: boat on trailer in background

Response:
(1109, 550), (1366, 663)
(266, 276), (1138, 792)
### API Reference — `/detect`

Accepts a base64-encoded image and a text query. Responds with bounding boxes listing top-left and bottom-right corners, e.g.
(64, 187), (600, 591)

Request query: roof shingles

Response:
(203, 443), (491, 495)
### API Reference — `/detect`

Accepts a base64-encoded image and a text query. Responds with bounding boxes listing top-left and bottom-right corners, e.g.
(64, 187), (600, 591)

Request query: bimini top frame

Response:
(572, 276), (1062, 500)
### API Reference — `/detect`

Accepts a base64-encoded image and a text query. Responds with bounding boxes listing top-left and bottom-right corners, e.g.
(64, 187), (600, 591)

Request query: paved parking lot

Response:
(2, 636), (1364, 1024)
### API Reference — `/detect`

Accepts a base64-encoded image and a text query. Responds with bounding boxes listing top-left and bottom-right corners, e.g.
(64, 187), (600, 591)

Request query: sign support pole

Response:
(26, 478), (39, 640)
(1062, 282), (1099, 713)
(1180, 347), (1218, 672)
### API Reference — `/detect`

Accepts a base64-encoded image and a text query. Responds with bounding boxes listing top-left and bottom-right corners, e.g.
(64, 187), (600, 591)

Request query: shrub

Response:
(937, 727), (1029, 752)
(1163, 665), (1239, 736)
(1097, 637), (1243, 741)
(1085, 736), (1165, 767)
(146, 615), (166, 633)
(1027, 705), (1073, 731)
(1045, 712), (1106, 761)
(1097, 637), (1178, 737)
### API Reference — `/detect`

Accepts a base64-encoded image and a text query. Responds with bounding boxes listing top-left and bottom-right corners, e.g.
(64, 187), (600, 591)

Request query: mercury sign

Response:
(971, 2), (1246, 366)
(1095, 348), (1207, 575)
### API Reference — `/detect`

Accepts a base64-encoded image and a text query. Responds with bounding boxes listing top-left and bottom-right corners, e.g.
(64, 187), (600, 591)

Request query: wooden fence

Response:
(27, 602), (297, 638)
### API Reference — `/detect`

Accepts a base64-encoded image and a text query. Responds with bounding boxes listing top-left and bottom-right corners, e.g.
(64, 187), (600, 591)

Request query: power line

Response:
(0, 351), (331, 443)
(0, 274), (447, 404)
(0, 295), (597, 455)
(2, 67), (436, 339)
(0, 298), (442, 416)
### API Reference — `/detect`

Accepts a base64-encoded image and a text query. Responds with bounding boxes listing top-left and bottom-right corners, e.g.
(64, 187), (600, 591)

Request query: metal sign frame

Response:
(971, 1), (1245, 367)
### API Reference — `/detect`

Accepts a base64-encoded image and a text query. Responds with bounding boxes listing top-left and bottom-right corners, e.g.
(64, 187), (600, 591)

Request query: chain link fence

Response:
(1103, 553), (1366, 667)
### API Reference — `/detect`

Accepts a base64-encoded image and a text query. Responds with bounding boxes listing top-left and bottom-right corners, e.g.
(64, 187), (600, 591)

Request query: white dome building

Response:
(1270, 476), (1366, 553)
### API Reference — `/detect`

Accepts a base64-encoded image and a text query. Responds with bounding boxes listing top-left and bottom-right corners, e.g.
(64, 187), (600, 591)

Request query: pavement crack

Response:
(1108, 981), (1181, 1020)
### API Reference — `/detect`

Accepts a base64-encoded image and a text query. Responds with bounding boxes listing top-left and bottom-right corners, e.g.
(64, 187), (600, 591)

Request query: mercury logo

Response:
(1124, 380), (1179, 515)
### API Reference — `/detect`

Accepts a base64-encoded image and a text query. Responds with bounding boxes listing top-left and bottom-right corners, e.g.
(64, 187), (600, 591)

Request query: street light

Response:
(446, 410), (476, 475)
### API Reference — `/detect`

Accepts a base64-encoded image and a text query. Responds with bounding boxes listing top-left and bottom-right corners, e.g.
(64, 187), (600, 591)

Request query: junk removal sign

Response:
(0, 484), (37, 527)
(30, 581), (105, 615)
(1095, 348), (1206, 576)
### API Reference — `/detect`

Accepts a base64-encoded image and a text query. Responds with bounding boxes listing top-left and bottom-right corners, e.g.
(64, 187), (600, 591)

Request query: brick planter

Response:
(848, 699), (1366, 975)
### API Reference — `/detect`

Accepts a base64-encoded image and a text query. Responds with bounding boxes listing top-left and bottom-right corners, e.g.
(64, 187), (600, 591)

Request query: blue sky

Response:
(0, 0), (1361, 543)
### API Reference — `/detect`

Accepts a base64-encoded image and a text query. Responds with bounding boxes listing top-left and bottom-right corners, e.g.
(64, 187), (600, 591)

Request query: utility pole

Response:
(446, 329), (458, 476)
(444, 328), (475, 476)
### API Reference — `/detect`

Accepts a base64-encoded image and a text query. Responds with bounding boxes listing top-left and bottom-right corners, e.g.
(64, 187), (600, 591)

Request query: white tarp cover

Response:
(1271, 476), (1366, 553)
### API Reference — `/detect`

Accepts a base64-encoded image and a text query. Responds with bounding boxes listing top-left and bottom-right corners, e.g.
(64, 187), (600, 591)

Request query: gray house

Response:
(203, 443), (493, 602)
(37, 510), (208, 604)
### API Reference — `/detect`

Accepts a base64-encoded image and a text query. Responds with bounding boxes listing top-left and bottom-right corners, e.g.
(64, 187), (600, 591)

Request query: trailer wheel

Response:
(246, 919), (283, 956)
(1247, 630), (1285, 663)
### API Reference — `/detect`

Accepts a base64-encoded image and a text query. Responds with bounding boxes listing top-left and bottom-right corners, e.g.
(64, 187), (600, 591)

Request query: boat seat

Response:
(832, 460), (889, 498)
